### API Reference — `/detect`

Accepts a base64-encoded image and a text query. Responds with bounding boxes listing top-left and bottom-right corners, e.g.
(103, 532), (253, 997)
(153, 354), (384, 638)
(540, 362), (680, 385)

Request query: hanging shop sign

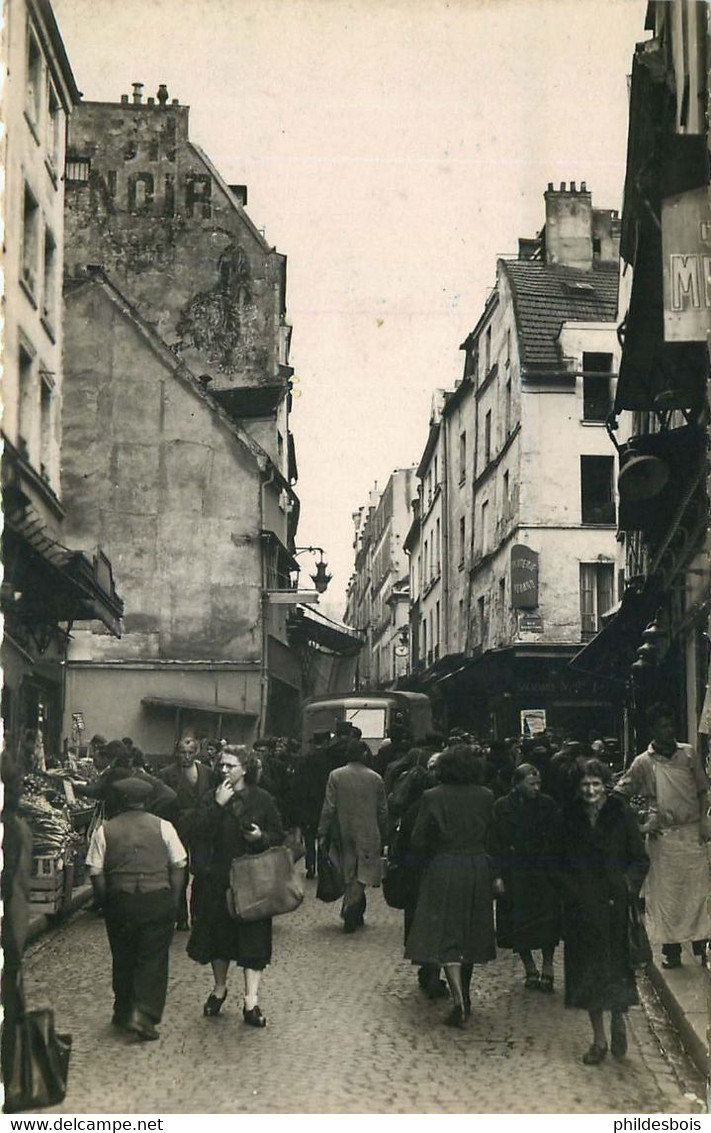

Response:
(510, 544), (539, 609)
(662, 186), (711, 343)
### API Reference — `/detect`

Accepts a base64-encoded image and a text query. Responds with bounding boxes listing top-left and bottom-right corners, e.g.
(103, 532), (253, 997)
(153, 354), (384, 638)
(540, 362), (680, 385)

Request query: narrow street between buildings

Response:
(24, 880), (706, 1116)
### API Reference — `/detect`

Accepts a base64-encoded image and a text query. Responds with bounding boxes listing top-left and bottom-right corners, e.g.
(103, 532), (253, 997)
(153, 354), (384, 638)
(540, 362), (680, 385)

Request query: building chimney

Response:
(120, 94), (129, 104)
(157, 84), (169, 105)
(147, 97), (155, 105)
(171, 99), (179, 106)
(543, 181), (594, 270)
(132, 82), (144, 104)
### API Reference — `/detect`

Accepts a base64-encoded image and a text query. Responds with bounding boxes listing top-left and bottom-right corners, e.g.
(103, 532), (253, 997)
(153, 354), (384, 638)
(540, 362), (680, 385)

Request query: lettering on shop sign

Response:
(88, 170), (212, 219)
(662, 186), (711, 342)
(510, 544), (539, 609)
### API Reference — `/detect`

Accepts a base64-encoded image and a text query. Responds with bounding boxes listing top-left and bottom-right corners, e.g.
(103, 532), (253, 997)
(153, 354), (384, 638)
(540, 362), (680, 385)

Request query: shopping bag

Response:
(627, 897), (652, 968)
(316, 843), (345, 903)
(284, 826), (306, 863)
(225, 846), (304, 922)
(3, 1009), (72, 1114)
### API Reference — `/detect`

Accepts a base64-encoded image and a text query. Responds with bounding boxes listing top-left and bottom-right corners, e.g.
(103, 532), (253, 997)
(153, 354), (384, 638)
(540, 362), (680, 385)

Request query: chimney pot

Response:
(132, 82), (144, 104)
(171, 99), (179, 105)
(147, 97), (155, 105)
(570, 180), (576, 192)
(581, 180), (587, 191)
(157, 83), (169, 105)
(547, 181), (554, 191)
(120, 94), (129, 104)
(560, 181), (565, 191)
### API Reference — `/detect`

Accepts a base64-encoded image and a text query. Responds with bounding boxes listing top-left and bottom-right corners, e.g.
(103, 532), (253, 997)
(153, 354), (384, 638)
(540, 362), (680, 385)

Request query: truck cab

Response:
(301, 691), (432, 755)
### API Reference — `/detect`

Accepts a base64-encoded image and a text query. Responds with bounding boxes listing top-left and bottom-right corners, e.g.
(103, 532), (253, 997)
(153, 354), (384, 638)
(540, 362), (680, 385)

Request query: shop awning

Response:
(141, 696), (257, 718)
(2, 502), (124, 636)
(287, 605), (363, 656)
(569, 590), (658, 682)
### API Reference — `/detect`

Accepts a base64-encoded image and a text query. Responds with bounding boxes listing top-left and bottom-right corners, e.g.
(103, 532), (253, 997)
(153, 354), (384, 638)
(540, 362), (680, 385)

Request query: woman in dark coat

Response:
(187, 745), (284, 1028)
(404, 744), (496, 1028)
(387, 750), (447, 999)
(489, 763), (561, 991)
(558, 758), (649, 1064)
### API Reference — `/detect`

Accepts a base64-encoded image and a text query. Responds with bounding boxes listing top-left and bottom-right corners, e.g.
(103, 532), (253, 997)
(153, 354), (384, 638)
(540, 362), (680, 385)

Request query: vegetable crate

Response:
(30, 855), (68, 913)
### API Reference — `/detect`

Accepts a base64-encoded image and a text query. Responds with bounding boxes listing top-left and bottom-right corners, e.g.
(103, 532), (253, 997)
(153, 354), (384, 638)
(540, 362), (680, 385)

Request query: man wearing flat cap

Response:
(86, 777), (187, 1041)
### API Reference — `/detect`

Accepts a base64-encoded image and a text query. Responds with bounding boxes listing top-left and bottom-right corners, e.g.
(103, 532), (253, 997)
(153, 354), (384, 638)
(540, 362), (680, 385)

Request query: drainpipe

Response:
(257, 464), (276, 739)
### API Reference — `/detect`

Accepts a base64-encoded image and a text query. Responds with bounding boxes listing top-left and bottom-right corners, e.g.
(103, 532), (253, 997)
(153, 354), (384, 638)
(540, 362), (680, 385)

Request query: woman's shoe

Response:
(610, 1015), (627, 1058)
(243, 1005), (267, 1028)
(524, 972), (540, 990)
(203, 990), (228, 1017)
(444, 1004), (466, 1028)
(539, 973), (554, 994)
(582, 1042), (608, 1065)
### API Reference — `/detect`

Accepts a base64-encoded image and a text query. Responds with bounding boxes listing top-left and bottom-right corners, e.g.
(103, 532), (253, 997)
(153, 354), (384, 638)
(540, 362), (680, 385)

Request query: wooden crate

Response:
(31, 854), (64, 879)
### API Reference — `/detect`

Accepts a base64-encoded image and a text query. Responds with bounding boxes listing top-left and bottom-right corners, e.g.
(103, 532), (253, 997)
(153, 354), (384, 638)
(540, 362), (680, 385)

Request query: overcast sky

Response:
(53, 0), (647, 618)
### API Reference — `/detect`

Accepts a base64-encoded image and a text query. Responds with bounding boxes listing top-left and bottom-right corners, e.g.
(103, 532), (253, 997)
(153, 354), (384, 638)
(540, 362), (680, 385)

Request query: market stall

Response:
(19, 768), (97, 915)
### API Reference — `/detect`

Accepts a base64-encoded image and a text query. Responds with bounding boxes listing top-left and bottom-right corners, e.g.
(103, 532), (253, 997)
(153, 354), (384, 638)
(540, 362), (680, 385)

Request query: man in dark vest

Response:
(86, 778), (187, 1041)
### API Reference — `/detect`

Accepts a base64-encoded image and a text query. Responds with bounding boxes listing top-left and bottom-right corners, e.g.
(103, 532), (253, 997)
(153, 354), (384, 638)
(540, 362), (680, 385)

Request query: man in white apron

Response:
(615, 703), (710, 969)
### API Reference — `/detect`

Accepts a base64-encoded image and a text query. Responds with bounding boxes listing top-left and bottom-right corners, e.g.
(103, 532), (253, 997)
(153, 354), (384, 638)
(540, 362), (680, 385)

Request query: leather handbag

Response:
(225, 846), (304, 922)
(316, 843), (345, 903)
(627, 897), (652, 968)
(4, 1006), (72, 1114)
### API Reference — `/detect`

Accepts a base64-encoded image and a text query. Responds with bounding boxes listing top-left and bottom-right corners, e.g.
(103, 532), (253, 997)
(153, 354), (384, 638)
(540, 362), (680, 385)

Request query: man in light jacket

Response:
(318, 740), (388, 933)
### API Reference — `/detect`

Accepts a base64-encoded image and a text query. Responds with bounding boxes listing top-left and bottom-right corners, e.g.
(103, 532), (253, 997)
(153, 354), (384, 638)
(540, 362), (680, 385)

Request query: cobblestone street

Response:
(24, 879), (706, 1115)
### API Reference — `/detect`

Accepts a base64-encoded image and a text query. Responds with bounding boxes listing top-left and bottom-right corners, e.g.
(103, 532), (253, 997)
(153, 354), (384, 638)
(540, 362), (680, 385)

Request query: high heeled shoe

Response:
(582, 1042), (608, 1065)
(243, 1005), (267, 1028)
(444, 1004), (466, 1028)
(203, 989), (228, 1017)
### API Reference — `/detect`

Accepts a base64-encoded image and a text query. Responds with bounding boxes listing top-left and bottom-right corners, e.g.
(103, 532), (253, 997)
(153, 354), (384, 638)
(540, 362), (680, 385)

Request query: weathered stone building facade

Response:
(1, 0), (122, 763)
(59, 85), (309, 752)
(346, 468), (416, 689)
(404, 185), (628, 740)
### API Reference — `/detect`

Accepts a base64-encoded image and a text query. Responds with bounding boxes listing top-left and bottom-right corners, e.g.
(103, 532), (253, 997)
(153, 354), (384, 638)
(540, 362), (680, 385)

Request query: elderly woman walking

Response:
(317, 739), (388, 933)
(558, 758), (649, 1064)
(404, 744), (496, 1027)
(489, 763), (561, 991)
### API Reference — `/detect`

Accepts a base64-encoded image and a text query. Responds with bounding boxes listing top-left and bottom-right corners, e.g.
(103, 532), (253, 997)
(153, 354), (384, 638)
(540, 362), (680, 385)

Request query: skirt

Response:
(405, 852), (496, 966)
(187, 872), (272, 970)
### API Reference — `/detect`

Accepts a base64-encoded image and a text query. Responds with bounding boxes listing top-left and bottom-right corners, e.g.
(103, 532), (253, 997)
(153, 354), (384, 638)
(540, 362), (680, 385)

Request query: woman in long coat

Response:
(187, 746), (283, 1028)
(488, 763), (561, 990)
(317, 740), (388, 932)
(558, 758), (648, 1064)
(404, 744), (496, 1027)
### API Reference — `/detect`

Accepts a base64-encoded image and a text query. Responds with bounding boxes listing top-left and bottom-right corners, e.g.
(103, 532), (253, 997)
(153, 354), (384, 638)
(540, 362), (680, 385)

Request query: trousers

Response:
(104, 889), (175, 1024)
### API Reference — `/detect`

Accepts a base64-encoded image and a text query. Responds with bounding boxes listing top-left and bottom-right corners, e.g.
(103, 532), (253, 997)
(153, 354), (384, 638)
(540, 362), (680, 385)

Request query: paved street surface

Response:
(25, 880), (706, 1115)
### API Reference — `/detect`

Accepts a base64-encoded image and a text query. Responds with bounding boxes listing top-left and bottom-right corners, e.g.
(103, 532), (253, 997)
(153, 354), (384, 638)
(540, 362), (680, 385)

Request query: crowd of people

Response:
(4, 705), (708, 1072)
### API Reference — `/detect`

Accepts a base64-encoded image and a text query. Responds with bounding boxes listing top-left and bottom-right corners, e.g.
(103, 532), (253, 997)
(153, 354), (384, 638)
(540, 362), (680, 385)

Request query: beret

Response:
(111, 777), (154, 804)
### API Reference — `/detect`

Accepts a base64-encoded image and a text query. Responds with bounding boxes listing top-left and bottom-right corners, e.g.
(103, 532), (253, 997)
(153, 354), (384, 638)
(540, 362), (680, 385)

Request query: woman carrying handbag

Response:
(187, 747), (284, 1028)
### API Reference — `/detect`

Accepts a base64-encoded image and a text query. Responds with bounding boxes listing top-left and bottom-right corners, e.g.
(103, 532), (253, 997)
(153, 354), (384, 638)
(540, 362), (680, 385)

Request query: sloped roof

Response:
(500, 260), (619, 370)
